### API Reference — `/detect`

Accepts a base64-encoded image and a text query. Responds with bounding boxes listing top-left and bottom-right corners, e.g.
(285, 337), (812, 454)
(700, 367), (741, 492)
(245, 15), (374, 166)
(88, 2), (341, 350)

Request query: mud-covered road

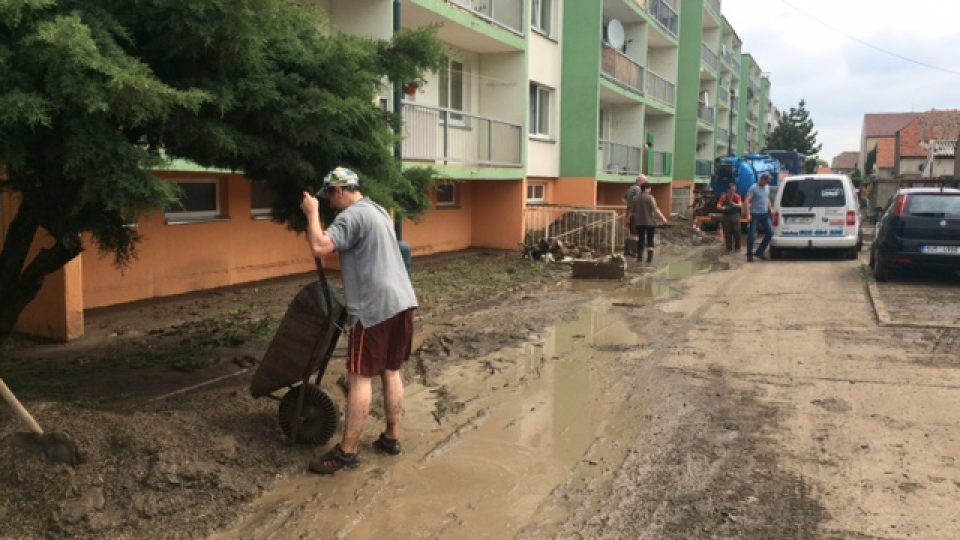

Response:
(213, 253), (960, 539)
(3, 243), (959, 539)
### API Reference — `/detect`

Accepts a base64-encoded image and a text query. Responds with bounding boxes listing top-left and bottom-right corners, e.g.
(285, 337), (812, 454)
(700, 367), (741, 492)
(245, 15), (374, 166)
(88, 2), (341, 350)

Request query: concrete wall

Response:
(470, 180), (525, 250)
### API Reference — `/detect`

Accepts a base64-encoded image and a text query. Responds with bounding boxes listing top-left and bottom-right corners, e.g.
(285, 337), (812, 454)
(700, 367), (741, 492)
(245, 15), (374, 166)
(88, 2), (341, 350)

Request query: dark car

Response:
(870, 188), (960, 281)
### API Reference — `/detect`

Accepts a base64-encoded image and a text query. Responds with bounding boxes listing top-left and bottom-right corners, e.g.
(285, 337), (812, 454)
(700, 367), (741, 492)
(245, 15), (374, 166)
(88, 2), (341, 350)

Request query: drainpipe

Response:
(393, 0), (413, 275)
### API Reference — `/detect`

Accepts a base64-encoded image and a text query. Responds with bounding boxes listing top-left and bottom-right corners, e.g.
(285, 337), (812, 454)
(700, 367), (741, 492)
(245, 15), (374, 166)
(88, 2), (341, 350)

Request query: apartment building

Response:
(4, 0), (774, 340)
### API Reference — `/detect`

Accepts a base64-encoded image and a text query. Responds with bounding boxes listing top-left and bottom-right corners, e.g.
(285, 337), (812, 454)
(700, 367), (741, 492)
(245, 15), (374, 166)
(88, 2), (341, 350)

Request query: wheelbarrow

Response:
(250, 258), (347, 445)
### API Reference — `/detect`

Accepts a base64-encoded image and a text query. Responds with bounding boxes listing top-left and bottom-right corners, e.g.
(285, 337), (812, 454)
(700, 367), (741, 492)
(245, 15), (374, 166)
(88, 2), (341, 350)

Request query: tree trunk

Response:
(0, 204), (83, 341)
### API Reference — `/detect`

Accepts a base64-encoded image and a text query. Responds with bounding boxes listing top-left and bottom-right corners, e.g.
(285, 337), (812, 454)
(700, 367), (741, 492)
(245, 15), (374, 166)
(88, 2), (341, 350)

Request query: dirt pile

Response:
(0, 251), (569, 540)
(658, 221), (720, 248)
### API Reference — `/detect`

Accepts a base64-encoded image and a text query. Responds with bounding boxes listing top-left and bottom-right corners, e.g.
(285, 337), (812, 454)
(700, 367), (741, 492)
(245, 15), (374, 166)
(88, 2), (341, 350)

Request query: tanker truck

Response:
(694, 151), (804, 230)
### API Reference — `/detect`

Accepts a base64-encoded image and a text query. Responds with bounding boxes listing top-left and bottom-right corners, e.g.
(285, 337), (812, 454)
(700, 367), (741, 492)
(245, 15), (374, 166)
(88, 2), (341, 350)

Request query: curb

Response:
(861, 264), (960, 330)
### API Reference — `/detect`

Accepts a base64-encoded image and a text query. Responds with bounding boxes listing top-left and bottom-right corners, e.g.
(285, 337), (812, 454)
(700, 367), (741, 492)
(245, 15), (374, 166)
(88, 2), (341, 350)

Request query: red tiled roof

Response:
(876, 138), (896, 169)
(830, 151), (859, 170)
(898, 110), (960, 157)
(863, 112), (920, 138)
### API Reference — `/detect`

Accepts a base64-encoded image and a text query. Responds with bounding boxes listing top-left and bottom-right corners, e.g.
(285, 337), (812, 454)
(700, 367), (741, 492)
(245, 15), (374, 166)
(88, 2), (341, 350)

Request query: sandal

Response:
(308, 444), (359, 475)
(372, 432), (401, 456)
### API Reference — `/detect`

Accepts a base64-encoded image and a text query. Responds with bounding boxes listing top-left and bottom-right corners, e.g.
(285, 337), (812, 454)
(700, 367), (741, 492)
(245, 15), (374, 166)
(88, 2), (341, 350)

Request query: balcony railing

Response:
(696, 159), (713, 177)
(698, 105), (716, 124)
(601, 46), (645, 95)
(648, 0), (679, 38)
(747, 110), (759, 124)
(599, 140), (644, 175)
(722, 50), (740, 71)
(650, 150), (670, 176)
(717, 86), (729, 107)
(402, 101), (522, 167)
(447, 0), (524, 35)
(645, 69), (676, 107)
(706, 0), (721, 16)
(716, 127), (729, 143)
(701, 43), (719, 72)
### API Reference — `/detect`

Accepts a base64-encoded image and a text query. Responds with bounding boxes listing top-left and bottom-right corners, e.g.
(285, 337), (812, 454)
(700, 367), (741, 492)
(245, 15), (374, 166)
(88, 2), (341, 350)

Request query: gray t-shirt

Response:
(746, 183), (771, 214)
(325, 199), (418, 328)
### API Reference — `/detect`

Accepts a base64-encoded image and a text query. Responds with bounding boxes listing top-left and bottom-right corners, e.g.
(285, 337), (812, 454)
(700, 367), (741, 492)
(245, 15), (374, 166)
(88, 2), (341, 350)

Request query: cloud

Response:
(722, 0), (960, 162)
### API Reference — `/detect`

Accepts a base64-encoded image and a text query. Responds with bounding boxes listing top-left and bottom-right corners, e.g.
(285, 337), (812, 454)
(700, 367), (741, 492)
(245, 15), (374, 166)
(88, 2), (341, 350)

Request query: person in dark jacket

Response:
(628, 183), (668, 263)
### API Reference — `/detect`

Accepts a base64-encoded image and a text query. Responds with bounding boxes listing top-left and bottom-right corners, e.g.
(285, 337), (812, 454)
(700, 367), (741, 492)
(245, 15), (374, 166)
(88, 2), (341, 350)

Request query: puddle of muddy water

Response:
(218, 299), (642, 539)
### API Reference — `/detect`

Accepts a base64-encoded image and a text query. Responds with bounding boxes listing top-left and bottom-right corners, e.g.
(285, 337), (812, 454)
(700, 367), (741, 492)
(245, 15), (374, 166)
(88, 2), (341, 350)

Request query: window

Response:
(165, 179), (222, 221)
(779, 179), (845, 208)
(529, 83), (552, 137)
(532, 0), (552, 36)
(250, 181), (274, 218)
(527, 183), (546, 204)
(439, 59), (466, 123)
(436, 183), (457, 207)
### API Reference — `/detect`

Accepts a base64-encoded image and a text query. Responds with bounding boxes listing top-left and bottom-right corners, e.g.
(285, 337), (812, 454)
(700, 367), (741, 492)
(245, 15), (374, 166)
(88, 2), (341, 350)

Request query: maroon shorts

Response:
(347, 309), (415, 377)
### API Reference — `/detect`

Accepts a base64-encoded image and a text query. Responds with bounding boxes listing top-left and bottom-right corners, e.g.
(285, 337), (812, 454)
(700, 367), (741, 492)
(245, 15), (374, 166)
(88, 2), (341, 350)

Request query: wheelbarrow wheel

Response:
(278, 384), (340, 445)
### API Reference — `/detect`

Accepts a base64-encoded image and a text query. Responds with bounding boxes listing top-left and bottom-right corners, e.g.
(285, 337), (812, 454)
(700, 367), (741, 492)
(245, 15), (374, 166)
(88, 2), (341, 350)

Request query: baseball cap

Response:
(321, 167), (360, 190)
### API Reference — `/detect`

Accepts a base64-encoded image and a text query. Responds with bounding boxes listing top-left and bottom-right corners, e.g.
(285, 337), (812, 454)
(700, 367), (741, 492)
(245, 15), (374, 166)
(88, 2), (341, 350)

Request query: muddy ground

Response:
(2, 223), (959, 539)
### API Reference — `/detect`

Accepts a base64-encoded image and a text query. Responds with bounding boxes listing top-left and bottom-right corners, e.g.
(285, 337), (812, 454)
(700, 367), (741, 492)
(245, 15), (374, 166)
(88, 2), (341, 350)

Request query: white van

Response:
(770, 174), (861, 259)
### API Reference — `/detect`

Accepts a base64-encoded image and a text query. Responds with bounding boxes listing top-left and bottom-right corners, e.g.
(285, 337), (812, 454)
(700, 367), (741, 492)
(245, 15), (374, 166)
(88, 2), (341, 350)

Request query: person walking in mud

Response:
(622, 175), (647, 256)
(716, 182), (743, 252)
(629, 182), (668, 263)
(743, 172), (775, 262)
(300, 167), (417, 475)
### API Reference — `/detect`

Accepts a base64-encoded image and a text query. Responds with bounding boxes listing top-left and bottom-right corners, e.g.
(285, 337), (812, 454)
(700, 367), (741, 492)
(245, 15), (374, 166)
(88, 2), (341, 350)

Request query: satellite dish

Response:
(605, 19), (625, 50)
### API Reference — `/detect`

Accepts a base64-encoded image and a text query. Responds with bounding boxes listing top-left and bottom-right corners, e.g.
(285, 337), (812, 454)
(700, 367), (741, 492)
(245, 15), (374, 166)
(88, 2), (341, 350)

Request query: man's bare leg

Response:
(381, 369), (404, 440)
(340, 372), (372, 454)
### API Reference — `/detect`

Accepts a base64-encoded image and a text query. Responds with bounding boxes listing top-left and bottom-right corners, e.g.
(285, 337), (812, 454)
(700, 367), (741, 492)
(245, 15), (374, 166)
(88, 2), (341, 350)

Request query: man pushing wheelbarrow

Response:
(297, 167), (418, 475)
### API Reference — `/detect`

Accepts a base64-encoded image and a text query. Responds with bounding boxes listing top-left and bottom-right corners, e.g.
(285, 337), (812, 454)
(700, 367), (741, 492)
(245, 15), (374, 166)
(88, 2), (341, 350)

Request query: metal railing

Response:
(696, 159), (713, 177)
(723, 50), (740, 71)
(647, 0), (679, 37)
(701, 43), (719, 72)
(650, 150), (670, 176)
(601, 46), (644, 95)
(447, 0), (524, 35)
(699, 105), (716, 124)
(645, 69), (676, 107)
(523, 205), (622, 256)
(402, 101), (523, 167)
(599, 140), (644, 175)
(717, 86), (729, 107)
(748, 80), (760, 97)
(716, 127), (729, 144)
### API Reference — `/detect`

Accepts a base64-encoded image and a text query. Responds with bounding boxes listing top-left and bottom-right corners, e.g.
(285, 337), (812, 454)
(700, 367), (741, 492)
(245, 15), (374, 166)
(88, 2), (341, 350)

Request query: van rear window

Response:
(779, 179), (846, 208)
(907, 194), (960, 217)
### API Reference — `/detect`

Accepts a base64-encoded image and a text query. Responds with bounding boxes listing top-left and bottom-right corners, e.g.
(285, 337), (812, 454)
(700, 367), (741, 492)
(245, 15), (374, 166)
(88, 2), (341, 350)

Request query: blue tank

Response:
(710, 153), (783, 199)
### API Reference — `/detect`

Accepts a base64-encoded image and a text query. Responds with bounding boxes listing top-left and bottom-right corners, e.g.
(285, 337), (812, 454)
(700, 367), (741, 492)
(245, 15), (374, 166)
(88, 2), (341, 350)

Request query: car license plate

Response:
(785, 216), (813, 225)
(921, 245), (960, 255)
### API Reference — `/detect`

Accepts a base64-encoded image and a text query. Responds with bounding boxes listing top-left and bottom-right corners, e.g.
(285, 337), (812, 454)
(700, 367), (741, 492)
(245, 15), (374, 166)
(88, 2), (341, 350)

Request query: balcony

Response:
(698, 105), (716, 125)
(701, 43), (719, 72)
(645, 69), (676, 107)
(722, 50), (740, 71)
(446, 0), (524, 35)
(717, 86), (729, 107)
(402, 102), (523, 167)
(706, 0), (721, 16)
(649, 150), (671, 176)
(600, 140), (644, 176)
(716, 127), (729, 143)
(647, 0), (679, 38)
(696, 159), (713, 178)
(601, 46), (645, 95)
(747, 110), (759, 124)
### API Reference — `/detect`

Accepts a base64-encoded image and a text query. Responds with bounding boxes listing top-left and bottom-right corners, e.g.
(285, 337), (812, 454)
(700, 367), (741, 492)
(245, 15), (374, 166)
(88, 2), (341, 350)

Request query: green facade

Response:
(559, 1), (601, 178)
(673, 0), (705, 182)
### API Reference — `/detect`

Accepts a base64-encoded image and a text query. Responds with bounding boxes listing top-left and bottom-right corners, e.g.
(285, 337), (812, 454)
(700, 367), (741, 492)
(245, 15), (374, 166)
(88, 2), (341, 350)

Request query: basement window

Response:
(436, 183), (457, 208)
(250, 181), (274, 219)
(527, 183), (546, 205)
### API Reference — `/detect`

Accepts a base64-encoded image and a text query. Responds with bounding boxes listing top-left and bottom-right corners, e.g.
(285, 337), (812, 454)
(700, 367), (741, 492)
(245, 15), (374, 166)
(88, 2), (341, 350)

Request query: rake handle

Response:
(0, 378), (44, 435)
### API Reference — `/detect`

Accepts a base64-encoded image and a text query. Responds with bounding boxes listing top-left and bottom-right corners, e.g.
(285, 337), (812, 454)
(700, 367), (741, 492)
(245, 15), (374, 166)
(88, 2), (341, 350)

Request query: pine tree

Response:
(0, 0), (445, 339)
(765, 99), (823, 173)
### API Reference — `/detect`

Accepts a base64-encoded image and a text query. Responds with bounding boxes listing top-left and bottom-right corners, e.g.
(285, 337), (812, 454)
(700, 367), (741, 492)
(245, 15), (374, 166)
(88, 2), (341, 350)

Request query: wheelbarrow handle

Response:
(0, 378), (45, 435)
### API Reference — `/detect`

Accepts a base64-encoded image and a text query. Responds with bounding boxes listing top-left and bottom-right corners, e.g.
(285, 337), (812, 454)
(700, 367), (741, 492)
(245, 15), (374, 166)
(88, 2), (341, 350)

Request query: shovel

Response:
(0, 378), (80, 466)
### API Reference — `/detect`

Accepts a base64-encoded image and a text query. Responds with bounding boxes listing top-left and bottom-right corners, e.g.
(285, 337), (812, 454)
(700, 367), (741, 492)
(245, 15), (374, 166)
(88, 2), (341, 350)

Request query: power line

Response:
(781, 0), (960, 76)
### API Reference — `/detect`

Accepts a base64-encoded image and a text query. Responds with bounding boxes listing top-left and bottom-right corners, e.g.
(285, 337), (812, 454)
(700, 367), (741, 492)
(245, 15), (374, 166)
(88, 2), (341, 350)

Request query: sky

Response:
(721, 0), (960, 165)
